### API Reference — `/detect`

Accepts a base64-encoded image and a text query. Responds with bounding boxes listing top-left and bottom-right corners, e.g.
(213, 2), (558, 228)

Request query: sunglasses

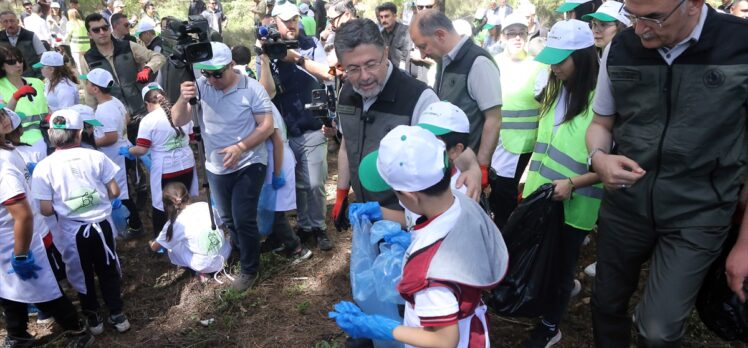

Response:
(90, 25), (110, 34)
(416, 5), (434, 10)
(201, 67), (228, 79)
(3, 58), (22, 65)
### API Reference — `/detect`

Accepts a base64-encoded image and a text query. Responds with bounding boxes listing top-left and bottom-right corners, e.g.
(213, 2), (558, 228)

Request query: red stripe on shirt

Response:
(135, 138), (152, 148)
(2, 193), (26, 205)
(419, 313), (459, 327)
(469, 315), (487, 348)
(162, 167), (194, 179)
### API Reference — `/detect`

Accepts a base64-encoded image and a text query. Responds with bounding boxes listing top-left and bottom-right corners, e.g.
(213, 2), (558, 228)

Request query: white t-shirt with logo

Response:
(136, 108), (195, 174)
(94, 97), (130, 199)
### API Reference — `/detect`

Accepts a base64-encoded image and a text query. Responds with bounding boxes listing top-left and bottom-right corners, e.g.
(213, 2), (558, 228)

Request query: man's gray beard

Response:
(353, 81), (385, 98)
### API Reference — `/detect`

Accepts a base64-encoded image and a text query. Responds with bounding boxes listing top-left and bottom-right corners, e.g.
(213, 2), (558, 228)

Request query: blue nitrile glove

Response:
(10, 252), (42, 280)
(140, 151), (152, 171)
(329, 301), (398, 341)
(118, 146), (135, 160)
(26, 162), (36, 176)
(272, 171), (286, 190)
(111, 198), (122, 209)
(384, 230), (412, 249)
(349, 202), (383, 223)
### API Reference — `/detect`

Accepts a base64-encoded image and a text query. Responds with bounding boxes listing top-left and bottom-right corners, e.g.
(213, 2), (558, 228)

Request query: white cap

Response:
(32, 51), (64, 69)
(68, 105), (103, 126)
(501, 13), (528, 31)
(581, 1), (631, 26)
(535, 19), (593, 65)
(556, 0), (592, 13)
(473, 8), (486, 19)
(417, 101), (469, 135)
(141, 82), (163, 100)
(193, 42), (232, 70)
(49, 109), (83, 130)
(81, 68), (114, 88)
(359, 125), (448, 193)
(415, 0), (435, 6)
(6, 108), (21, 130)
(299, 2), (309, 14)
(135, 20), (156, 36)
(452, 19), (473, 37)
(113, 0), (124, 8)
(50, 2), (60, 8)
(272, 1), (300, 21)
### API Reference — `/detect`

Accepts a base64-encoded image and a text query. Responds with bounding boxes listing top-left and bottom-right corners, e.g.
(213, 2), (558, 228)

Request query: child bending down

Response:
(148, 182), (231, 276)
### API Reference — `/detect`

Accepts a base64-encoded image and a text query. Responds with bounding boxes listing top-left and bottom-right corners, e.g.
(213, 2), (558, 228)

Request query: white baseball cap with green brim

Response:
(535, 19), (594, 65)
(358, 125), (449, 193)
(193, 42), (232, 71)
(135, 20), (156, 36)
(581, 1), (631, 26)
(417, 101), (469, 136)
(32, 51), (64, 69)
(68, 104), (103, 127)
(79, 68), (114, 89)
(50, 109), (85, 130)
(141, 82), (163, 100)
(556, 0), (592, 13)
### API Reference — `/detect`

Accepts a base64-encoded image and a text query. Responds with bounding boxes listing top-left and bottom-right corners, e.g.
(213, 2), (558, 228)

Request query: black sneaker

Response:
(296, 227), (312, 244)
(313, 228), (333, 251)
(523, 323), (561, 348)
(84, 311), (103, 336)
(120, 226), (145, 240)
(288, 247), (313, 265)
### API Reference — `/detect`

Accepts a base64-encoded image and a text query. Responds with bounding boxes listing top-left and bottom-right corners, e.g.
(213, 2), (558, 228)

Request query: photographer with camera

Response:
(171, 42), (274, 292)
(256, 1), (335, 251)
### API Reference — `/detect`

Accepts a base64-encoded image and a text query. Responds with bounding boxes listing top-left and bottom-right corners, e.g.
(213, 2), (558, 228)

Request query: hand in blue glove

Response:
(272, 171), (286, 190)
(329, 301), (399, 341)
(111, 198), (122, 209)
(349, 202), (383, 223)
(118, 146), (135, 160)
(10, 252), (42, 280)
(26, 162), (36, 176)
(140, 152), (152, 171)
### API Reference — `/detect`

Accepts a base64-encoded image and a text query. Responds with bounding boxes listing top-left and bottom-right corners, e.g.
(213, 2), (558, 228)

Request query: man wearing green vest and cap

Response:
(489, 12), (544, 229)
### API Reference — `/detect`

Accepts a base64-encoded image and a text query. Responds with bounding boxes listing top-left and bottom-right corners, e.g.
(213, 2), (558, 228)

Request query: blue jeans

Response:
(207, 163), (266, 275)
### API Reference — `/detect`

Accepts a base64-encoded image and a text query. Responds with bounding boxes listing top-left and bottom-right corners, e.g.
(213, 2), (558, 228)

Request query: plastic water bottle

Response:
(111, 199), (130, 235)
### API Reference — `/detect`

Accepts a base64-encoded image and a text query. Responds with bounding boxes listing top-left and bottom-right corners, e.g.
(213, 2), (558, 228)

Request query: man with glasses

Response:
(110, 13), (136, 43)
(586, 0), (748, 346)
(171, 42), (274, 292)
(0, 11), (45, 77)
(256, 0), (335, 251)
(410, 10), (502, 192)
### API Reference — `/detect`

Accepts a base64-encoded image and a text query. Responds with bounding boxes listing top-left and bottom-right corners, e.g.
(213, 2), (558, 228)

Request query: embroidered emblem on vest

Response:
(609, 69), (640, 81)
(703, 69), (725, 88)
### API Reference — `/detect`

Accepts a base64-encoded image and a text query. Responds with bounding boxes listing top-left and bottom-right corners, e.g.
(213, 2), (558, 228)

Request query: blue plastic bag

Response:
(111, 200), (130, 235)
(257, 183), (276, 236)
(371, 225), (410, 304)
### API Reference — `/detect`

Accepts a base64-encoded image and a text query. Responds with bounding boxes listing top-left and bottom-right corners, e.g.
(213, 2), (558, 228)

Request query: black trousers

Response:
(152, 169), (195, 237)
(265, 211), (302, 252)
(123, 158), (143, 229)
(76, 219), (124, 315)
(488, 152), (532, 230)
(1, 296), (81, 339)
(543, 223), (588, 325)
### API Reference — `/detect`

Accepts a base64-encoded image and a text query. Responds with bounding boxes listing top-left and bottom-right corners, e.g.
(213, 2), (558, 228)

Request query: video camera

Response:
(255, 24), (299, 60)
(161, 15), (213, 66)
(304, 85), (337, 127)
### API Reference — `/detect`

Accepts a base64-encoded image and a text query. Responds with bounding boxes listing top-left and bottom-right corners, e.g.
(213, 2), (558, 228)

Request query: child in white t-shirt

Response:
(83, 68), (143, 238)
(127, 83), (197, 237)
(148, 182), (231, 278)
(31, 109), (131, 335)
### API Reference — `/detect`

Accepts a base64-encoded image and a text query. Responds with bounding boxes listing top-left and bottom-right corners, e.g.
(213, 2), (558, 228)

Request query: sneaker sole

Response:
(89, 324), (104, 336)
(290, 250), (313, 265)
(109, 320), (131, 333)
(545, 330), (562, 348)
(37, 318), (55, 325)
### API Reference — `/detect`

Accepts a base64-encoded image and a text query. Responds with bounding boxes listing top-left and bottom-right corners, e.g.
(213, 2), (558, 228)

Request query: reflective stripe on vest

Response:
(502, 121), (539, 130)
(503, 109), (540, 118)
(528, 160), (603, 199)
(497, 57), (544, 154)
(0, 78), (48, 145)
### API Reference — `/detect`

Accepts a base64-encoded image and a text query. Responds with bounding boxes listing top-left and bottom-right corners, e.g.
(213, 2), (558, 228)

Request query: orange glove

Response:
(480, 165), (489, 189)
(332, 188), (349, 222)
(12, 85), (36, 101)
(136, 67), (152, 83)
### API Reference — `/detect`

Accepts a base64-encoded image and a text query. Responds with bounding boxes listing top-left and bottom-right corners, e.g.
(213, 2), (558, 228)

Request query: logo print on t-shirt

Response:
(164, 136), (185, 151)
(197, 228), (223, 256)
(64, 188), (102, 213)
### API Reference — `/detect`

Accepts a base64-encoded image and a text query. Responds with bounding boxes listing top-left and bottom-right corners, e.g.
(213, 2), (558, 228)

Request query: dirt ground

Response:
(8, 139), (743, 348)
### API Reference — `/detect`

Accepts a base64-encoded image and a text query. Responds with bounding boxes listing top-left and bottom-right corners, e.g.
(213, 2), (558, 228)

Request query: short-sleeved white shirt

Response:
(45, 78), (80, 112)
(94, 97), (130, 199)
(136, 108), (195, 175)
(0, 148), (34, 232)
(32, 147), (119, 222)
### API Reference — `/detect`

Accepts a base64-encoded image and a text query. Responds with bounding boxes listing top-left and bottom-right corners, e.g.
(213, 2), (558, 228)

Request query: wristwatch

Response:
(296, 56), (305, 67)
(587, 148), (607, 173)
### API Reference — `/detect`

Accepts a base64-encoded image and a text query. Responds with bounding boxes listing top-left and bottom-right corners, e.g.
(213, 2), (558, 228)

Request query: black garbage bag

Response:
(696, 227), (748, 342)
(487, 183), (563, 318)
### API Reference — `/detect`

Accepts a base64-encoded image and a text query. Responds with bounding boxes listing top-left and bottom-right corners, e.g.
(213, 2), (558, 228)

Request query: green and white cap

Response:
(135, 20), (156, 36)
(359, 125), (448, 193)
(417, 101), (469, 136)
(50, 109), (84, 130)
(141, 82), (163, 100)
(32, 51), (64, 69)
(556, 0), (592, 13)
(535, 19), (593, 65)
(193, 42), (232, 71)
(68, 104), (103, 126)
(581, 1), (630, 26)
(80, 68), (114, 88)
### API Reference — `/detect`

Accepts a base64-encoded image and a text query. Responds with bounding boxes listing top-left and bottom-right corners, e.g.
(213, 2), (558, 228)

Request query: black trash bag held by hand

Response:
(487, 183), (563, 317)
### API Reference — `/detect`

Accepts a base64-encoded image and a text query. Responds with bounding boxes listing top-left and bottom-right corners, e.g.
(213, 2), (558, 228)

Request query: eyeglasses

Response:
(504, 31), (528, 39)
(90, 25), (110, 33)
(416, 5), (434, 10)
(344, 53), (386, 78)
(327, 12), (344, 27)
(589, 21), (616, 31)
(622, 0), (686, 28)
(201, 66), (228, 79)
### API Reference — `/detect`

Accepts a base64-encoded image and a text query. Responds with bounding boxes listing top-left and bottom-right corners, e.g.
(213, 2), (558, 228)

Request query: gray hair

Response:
(334, 19), (385, 62)
(330, 0), (356, 17)
(0, 10), (16, 18)
(32, 4), (42, 14)
(48, 116), (80, 147)
(416, 10), (456, 36)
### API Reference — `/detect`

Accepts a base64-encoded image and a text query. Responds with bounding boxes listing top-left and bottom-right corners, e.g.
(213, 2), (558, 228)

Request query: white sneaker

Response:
(584, 262), (597, 278)
(108, 313), (131, 333)
(570, 279), (582, 297)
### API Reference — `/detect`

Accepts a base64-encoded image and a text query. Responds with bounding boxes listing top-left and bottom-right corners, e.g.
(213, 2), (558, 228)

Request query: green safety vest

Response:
(300, 15), (316, 37)
(70, 23), (90, 52)
(498, 56), (544, 154)
(522, 93), (602, 231)
(0, 77), (48, 145)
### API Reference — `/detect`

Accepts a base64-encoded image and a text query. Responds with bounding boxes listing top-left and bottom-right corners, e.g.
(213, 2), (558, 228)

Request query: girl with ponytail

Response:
(128, 83), (197, 240)
(149, 182), (231, 277)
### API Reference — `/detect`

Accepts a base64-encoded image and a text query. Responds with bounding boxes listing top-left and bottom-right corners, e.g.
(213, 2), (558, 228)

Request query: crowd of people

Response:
(0, 0), (746, 347)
